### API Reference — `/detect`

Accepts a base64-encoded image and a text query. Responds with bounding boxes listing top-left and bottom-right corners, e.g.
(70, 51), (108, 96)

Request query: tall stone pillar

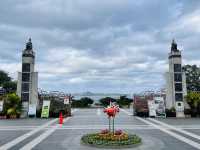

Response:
(17, 38), (38, 118)
(165, 39), (187, 118)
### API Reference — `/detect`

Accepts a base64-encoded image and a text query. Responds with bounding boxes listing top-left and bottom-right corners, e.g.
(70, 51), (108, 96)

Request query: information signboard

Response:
(28, 104), (36, 116)
(41, 100), (51, 118)
(64, 96), (70, 104)
(0, 101), (4, 112)
(148, 100), (156, 117)
(154, 97), (166, 117)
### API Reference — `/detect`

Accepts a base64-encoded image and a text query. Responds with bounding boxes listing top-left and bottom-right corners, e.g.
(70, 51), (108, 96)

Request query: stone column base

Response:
(176, 111), (185, 118)
(20, 102), (28, 118)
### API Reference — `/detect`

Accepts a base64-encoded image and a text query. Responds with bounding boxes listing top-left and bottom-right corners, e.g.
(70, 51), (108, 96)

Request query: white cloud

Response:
(0, 0), (200, 93)
(165, 9), (200, 34)
(0, 63), (21, 80)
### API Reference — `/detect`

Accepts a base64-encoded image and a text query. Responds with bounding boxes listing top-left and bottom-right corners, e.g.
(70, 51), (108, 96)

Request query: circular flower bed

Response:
(81, 129), (142, 149)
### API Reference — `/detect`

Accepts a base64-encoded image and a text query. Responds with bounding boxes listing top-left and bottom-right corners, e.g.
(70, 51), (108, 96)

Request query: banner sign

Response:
(64, 96), (70, 104)
(148, 97), (166, 117)
(41, 100), (51, 118)
(154, 97), (166, 117)
(0, 101), (4, 112)
(148, 100), (156, 117)
(28, 104), (36, 116)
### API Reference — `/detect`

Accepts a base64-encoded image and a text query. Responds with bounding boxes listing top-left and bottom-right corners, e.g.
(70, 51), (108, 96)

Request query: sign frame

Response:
(41, 100), (51, 118)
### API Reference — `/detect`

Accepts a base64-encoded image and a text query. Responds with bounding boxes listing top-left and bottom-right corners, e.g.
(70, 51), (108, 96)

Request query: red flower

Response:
(115, 129), (122, 135)
(100, 129), (109, 134)
(104, 106), (120, 117)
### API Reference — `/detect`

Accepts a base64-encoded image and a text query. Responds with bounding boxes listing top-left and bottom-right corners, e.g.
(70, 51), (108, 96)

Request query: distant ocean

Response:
(73, 94), (133, 102)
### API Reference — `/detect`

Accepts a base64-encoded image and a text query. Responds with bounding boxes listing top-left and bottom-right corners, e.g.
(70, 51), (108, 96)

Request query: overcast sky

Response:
(0, 0), (200, 94)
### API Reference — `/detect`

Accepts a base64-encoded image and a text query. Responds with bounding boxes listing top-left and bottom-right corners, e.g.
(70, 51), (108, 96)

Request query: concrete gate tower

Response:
(17, 38), (38, 118)
(165, 39), (187, 118)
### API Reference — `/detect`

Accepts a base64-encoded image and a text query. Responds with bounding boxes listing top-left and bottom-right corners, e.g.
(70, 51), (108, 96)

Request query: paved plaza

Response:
(0, 109), (200, 150)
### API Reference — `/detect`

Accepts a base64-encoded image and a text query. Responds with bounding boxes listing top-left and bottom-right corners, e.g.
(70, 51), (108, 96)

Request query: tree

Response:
(3, 81), (17, 93)
(182, 65), (200, 91)
(0, 70), (11, 86)
(0, 70), (17, 93)
(99, 97), (116, 107)
(116, 96), (132, 107)
(185, 91), (200, 116)
(80, 97), (94, 105)
(71, 97), (94, 108)
(71, 100), (82, 108)
(49, 98), (70, 117)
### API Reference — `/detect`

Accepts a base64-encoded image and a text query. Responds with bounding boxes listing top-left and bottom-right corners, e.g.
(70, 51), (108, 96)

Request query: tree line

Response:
(71, 96), (132, 108)
(0, 70), (17, 93)
(183, 65), (200, 116)
(0, 70), (20, 118)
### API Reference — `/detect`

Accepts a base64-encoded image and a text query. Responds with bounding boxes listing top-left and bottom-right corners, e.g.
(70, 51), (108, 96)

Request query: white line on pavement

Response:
(148, 118), (200, 140)
(2, 125), (200, 131)
(0, 128), (36, 131)
(120, 108), (132, 115)
(19, 109), (78, 150)
(97, 108), (101, 116)
(0, 118), (58, 150)
(72, 109), (78, 113)
(0, 109), (78, 150)
(136, 117), (200, 150)
(19, 118), (70, 150)
(54, 126), (156, 130)
(121, 108), (200, 150)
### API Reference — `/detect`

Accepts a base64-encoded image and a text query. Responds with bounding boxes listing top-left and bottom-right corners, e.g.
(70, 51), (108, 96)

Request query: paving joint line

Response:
(148, 118), (200, 140)
(121, 108), (200, 150)
(19, 109), (78, 150)
(0, 109), (78, 150)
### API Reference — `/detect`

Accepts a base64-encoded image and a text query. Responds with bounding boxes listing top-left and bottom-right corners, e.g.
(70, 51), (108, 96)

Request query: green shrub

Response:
(99, 97), (116, 107)
(71, 97), (94, 108)
(3, 93), (21, 117)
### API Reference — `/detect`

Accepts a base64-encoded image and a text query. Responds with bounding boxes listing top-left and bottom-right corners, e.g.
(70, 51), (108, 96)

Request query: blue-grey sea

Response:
(73, 94), (132, 102)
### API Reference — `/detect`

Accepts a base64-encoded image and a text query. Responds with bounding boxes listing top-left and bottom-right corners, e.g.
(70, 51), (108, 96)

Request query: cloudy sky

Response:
(0, 0), (200, 94)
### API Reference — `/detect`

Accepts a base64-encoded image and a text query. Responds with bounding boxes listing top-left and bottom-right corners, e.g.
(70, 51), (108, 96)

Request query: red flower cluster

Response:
(100, 129), (109, 134)
(115, 129), (123, 135)
(103, 106), (119, 117)
(97, 130), (128, 141)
